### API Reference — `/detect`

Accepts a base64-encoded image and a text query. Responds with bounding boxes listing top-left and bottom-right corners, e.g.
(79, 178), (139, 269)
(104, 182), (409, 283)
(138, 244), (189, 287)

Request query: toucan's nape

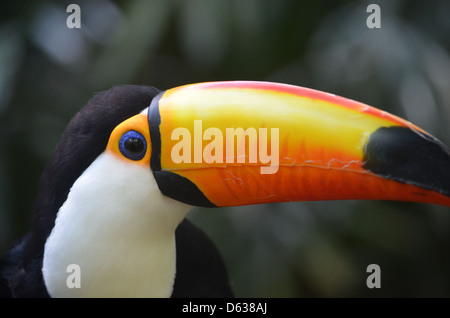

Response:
(1, 81), (449, 297)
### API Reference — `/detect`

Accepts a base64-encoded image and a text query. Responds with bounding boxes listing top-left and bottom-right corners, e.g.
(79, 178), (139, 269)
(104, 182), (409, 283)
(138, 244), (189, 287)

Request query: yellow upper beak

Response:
(147, 81), (450, 208)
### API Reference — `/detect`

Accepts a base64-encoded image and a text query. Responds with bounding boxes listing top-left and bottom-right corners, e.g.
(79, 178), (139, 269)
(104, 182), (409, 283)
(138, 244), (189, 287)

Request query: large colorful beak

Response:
(147, 81), (450, 208)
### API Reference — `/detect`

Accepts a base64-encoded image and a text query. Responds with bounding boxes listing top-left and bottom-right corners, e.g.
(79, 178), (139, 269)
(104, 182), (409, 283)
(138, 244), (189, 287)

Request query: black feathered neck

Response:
(25, 85), (161, 266)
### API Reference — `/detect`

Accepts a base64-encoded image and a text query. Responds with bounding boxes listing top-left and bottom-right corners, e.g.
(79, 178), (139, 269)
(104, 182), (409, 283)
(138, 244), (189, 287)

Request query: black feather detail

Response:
(172, 219), (233, 297)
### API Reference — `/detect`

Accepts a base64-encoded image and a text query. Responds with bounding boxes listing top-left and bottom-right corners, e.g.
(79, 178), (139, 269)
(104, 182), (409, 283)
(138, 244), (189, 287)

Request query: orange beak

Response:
(146, 81), (450, 208)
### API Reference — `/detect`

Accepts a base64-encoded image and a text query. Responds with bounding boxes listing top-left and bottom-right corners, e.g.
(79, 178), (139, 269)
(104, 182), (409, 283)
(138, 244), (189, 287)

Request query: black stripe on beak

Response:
(147, 91), (215, 207)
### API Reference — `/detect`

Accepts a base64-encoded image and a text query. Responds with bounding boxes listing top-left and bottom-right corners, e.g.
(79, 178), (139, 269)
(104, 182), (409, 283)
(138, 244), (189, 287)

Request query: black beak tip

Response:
(363, 126), (450, 198)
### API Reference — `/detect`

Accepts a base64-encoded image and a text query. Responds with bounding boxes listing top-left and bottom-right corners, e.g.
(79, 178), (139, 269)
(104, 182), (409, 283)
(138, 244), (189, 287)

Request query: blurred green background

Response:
(1, 0), (450, 297)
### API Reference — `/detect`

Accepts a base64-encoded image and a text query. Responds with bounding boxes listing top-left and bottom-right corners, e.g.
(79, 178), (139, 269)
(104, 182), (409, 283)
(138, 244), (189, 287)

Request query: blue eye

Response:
(119, 131), (147, 161)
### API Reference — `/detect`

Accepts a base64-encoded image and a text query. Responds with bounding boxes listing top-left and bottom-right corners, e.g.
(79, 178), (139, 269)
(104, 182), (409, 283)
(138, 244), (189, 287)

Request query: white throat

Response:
(42, 152), (192, 297)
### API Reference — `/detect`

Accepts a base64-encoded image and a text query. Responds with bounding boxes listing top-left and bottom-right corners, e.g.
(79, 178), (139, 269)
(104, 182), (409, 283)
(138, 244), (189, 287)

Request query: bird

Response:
(1, 81), (449, 298)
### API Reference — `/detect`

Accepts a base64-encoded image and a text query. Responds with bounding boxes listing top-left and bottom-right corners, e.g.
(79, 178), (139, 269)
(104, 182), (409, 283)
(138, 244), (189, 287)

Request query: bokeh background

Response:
(1, 0), (450, 297)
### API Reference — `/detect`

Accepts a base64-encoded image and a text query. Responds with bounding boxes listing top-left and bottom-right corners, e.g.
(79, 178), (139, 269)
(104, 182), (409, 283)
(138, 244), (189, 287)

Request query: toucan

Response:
(1, 81), (450, 298)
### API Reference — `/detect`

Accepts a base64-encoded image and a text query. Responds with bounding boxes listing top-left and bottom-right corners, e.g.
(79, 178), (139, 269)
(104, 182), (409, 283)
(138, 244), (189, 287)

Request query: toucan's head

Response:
(36, 81), (450, 298)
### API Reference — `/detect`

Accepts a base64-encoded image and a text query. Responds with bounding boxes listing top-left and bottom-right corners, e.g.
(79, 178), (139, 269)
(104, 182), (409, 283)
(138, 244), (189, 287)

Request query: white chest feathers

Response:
(42, 152), (191, 297)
